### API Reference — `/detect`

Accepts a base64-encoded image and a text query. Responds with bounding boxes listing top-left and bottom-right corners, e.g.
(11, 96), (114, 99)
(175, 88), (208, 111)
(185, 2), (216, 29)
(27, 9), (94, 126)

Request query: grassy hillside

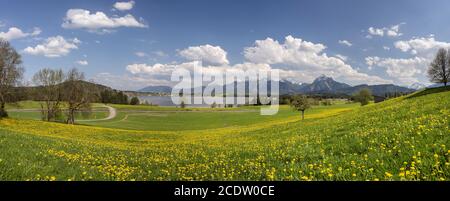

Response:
(0, 88), (448, 181)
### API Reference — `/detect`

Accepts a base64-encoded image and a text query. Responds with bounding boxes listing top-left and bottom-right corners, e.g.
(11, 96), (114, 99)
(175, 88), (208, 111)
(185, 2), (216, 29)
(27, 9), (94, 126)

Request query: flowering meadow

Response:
(0, 88), (449, 181)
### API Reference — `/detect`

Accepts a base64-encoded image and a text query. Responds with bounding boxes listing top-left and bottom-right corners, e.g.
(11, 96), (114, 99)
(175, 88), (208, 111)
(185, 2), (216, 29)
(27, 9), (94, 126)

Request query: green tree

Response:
(0, 40), (23, 118)
(322, 99), (333, 106)
(309, 98), (320, 106)
(100, 90), (112, 103)
(428, 48), (450, 86)
(130, 97), (140, 105)
(290, 95), (311, 120)
(353, 88), (373, 106)
(117, 91), (129, 104)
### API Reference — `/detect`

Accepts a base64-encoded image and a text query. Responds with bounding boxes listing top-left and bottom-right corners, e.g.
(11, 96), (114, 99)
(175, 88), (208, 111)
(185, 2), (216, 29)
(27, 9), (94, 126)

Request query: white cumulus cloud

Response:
(366, 56), (428, 85)
(114, 1), (135, 11)
(126, 63), (174, 75)
(243, 35), (390, 85)
(368, 27), (384, 37)
(394, 36), (450, 57)
(179, 44), (229, 66)
(24, 36), (80, 57)
(0, 27), (41, 41)
(365, 36), (450, 85)
(367, 23), (405, 38)
(62, 9), (147, 33)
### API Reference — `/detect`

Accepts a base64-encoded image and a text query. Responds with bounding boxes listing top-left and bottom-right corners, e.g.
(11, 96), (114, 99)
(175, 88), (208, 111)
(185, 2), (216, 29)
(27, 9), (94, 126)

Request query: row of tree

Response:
(99, 90), (129, 105)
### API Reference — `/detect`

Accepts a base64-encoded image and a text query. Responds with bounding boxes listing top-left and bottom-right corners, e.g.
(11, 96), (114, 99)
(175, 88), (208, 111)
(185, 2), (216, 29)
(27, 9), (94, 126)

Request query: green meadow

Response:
(82, 104), (358, 131)
(0, 87), (448, 181)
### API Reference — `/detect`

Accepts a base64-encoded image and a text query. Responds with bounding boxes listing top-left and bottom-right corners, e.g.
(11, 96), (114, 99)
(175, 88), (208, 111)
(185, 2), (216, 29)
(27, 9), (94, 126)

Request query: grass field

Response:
(0, 87), (449, 181)
(82, 104), (357, 131)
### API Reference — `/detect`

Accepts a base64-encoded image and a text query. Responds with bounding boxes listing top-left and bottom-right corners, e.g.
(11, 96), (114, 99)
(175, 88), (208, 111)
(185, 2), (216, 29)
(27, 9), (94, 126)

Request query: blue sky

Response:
(1, 0), (450, 90)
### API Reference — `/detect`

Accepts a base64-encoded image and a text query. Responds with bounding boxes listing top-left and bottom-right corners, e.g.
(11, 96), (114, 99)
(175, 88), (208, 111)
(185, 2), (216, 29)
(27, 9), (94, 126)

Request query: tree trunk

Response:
(46, 101), (52, 121)
(0, 102), (7, 118)
(47, 109), (52, 121)
(67, 109), (75, 124)
(301, 110), (304, 120)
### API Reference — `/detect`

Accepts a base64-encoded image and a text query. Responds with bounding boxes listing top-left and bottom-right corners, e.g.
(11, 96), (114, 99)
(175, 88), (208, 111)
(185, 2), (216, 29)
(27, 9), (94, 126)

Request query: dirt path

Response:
(76, 105), (117, 122)
(103, 105), (117, 120)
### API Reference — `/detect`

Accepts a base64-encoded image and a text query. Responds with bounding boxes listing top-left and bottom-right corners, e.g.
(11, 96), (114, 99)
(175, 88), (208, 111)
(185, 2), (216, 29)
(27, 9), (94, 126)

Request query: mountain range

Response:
(138, 86), (172, 93)
(289, 75), (415, 96)
(138, 75), (416, 97)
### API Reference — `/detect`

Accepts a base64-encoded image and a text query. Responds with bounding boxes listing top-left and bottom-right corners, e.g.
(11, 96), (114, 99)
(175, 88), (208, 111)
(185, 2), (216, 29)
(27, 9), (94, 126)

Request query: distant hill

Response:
(138, 86), (172, 93)
(14, 80), (122, 102)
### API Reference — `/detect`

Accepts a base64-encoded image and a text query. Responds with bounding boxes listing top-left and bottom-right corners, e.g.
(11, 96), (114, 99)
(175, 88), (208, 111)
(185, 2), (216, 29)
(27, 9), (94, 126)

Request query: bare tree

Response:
(290, 95), (311, 120)
(0, 40), (24, 118)
(428, 48), (450, 86)
(32, 68), (65, 121)
(63, 68), (92, 124)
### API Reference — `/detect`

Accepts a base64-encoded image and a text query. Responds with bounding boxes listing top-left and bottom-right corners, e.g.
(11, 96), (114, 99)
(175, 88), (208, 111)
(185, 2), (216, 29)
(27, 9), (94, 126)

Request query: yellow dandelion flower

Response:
(385, 172), (393, 178)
